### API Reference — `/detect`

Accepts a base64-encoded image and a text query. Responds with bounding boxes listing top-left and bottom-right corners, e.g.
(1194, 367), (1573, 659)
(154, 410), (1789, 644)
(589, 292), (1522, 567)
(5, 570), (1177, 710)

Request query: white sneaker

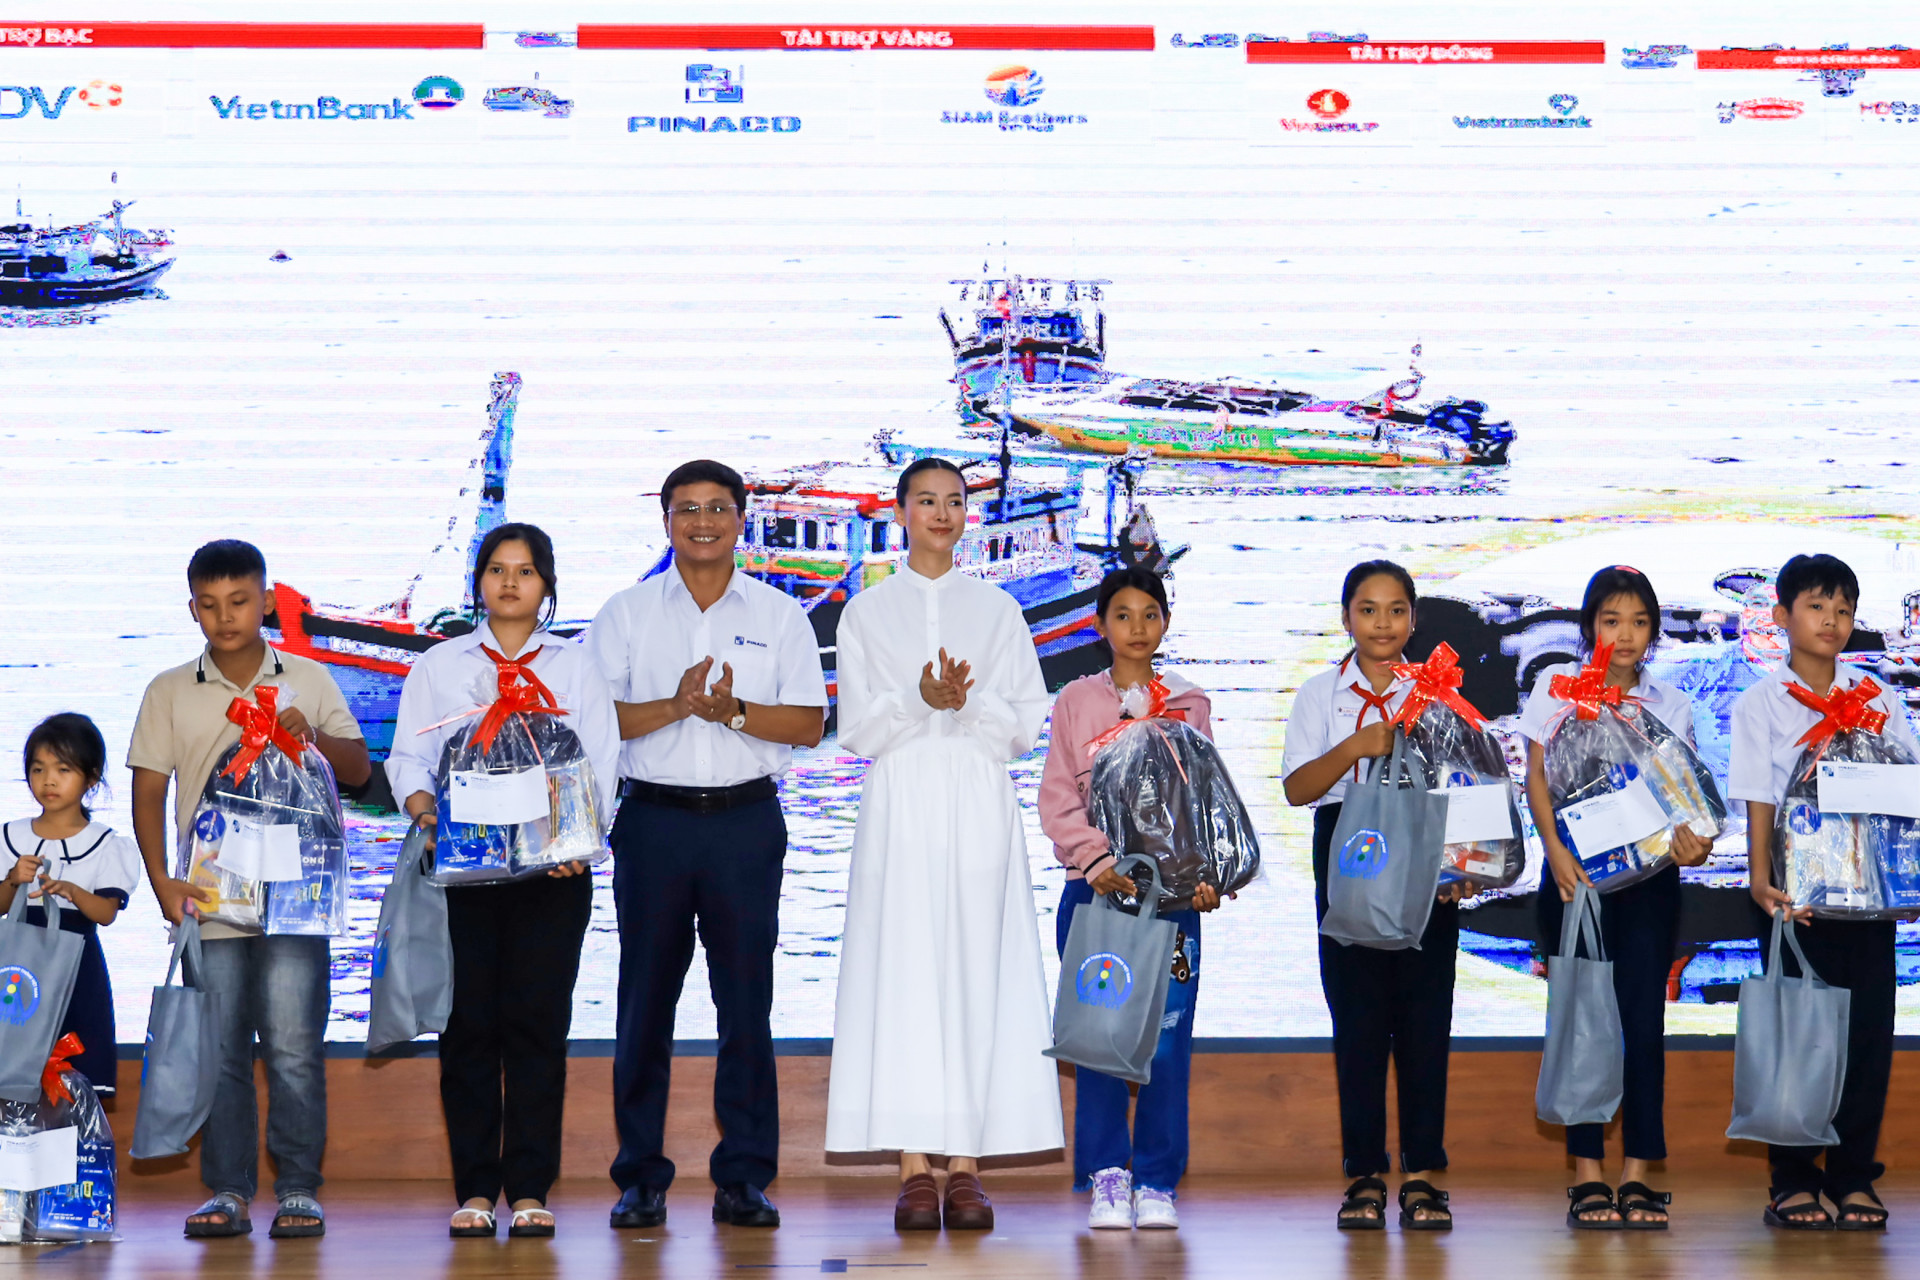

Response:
(1088, 1168), (1134, 1229)
(1133, 1187), (1179, 1230)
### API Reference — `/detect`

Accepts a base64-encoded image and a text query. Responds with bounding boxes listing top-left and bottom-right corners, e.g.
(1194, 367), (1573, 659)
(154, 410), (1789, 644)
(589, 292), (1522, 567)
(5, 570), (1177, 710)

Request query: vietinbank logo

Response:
(0, 85), (76, 119)
(211, 94), (417, 121)
(412, 75), (463, 110)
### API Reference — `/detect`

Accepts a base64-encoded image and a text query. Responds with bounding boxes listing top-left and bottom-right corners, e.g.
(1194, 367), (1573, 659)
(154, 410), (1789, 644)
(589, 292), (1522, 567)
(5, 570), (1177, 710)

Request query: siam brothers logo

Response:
(945, 63), (1088, 133)
(1338, 829), (1390, 879)
(1453, 93), (1593, 129)
(1074, 952), (1134, 1009)
(208, 77), (463, 122)
(1717, 97), (1805, 122)
(629, 65), (800, 135)
(1279, 89), (1378, 133)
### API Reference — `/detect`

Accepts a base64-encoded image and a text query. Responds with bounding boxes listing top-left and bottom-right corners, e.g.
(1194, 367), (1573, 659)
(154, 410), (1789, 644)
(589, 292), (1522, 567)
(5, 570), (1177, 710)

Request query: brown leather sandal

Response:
(943, 1171), (994, 1231)
(894, 1173), (941, 1231)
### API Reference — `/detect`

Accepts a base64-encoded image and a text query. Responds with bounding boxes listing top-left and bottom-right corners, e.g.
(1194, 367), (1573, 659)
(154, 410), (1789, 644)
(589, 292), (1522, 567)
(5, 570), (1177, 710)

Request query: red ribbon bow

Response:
(41, 1032), (82, 1106)
(1788, 677), (1888, 756)
(1547, 644), (1628, 722)
(221, 683), (307, 784)
(470, 646), (567, 754)
(1390, 643), (1489, 733)
(1085, 676), (1188, 758)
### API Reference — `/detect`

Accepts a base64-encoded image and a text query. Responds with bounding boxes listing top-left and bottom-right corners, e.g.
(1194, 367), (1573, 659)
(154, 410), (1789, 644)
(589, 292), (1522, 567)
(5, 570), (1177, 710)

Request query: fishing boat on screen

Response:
(0, 195), (173, 307)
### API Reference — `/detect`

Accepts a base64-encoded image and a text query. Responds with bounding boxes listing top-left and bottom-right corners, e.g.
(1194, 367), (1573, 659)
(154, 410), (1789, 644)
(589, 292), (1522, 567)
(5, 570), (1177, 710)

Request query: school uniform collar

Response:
(2, 819), (113, 862)
(195, 643), (285, 691)
(1764, 658), (1867, 700)
(444, 620), (568, 662)
(899, 561), (962, 591)
(1335, 652), (1412, 696)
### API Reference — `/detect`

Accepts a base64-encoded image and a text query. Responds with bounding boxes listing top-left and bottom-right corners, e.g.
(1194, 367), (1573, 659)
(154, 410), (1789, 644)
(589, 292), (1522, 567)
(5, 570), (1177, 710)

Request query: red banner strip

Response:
(0, 22), (483, 48)
(1698, 48), (1920, 71)
(579, 24), (1154, 51)
(1248, 40), (1605, 65)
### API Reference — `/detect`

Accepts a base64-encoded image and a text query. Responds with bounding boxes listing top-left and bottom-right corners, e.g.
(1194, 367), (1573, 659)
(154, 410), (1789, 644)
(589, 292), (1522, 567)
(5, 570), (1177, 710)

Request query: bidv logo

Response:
(1338, 829), (1390, 879)
(0, 965), (40, 1025)
(630, 63), (799, 135)
(77, 79), (122, 109)
(984, 64), (1043, 107)
(1717, 97), (1805, 122)
(1280, 89), (1379, 133)
(0, 85), (82, 119)
(209, 78), (459, 122)
(1074, 952), (1134, 1009)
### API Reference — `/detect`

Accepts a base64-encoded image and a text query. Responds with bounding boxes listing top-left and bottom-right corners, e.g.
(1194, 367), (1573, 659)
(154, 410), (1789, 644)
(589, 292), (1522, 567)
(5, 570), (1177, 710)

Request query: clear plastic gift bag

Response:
(1774, 677), (1920, 919)
(1086, 679), (1260, 910)
(176, 684), (348, 935)
(1542, 647), (1727, 892)
(428, 657), (608, 886)
(1394, 644), (1525, 889)
(23, 1036), (114, 1243)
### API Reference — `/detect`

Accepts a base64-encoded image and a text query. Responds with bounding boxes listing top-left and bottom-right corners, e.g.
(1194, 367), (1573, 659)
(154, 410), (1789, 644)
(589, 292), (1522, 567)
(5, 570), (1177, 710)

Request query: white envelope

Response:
(0, 1126), (77, 1192)
(449, 768), (551, 826)
(214, 817), (305, 883)
(1559, 777), (1669, 853)
(1433, 782), (1516, 844)
(1816, 762), (1920, 819)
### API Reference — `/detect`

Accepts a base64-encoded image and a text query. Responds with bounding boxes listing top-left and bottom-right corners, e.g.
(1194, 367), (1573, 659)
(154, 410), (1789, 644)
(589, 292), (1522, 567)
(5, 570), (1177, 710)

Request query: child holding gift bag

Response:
(386, 523), (619, 1239)
(1281, 560), (1457, 1231)
(1039, 567), (1228, 1232)
(1730, 553), (1920, 1231)
(1520, 566), (1714, 1229)
(0, 714), (141, 1096)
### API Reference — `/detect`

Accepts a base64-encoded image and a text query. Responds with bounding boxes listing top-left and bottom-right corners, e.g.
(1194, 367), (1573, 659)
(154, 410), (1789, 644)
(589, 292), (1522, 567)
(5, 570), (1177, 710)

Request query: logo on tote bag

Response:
(1338, 829), (1390, 879)
(1075, 952), (1134, 1008)
(0, 966), (40, 1024)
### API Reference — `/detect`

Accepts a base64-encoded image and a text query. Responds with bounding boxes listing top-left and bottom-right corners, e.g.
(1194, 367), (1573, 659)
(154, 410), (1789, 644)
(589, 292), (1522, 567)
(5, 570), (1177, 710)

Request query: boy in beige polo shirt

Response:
(127, 540), (369, 1240)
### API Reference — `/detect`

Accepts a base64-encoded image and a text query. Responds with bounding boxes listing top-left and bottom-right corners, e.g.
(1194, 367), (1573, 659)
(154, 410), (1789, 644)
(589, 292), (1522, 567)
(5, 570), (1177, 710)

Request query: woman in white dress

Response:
(826, 457), (1063, 1231)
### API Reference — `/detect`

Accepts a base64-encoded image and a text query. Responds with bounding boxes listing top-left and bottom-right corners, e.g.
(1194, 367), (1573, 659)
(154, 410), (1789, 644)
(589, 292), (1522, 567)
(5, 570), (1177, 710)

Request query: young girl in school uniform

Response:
(1519, 565), (1711, 1229)
(1039, 567), (1225, 1232)
(386, 522), (620, 1240)
(1281, 561), (1458, 1231)
(0, 713), (142, 1096)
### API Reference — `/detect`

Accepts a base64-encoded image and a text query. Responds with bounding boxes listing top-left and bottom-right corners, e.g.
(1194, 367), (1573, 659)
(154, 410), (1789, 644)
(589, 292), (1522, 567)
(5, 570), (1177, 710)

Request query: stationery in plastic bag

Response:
(22, 1035), (114, 1242)
(1541, 645), (1727, 892)
(1535, 885), (1624, 1126)
(1393, 644), (1525, 889)
(1085, 677), (1260, 910)
(1774, 676), (1920, 918)
(1728, 912), (1849, 1147)
(1045, 855), (1179, 1086)
(176, 683), (348, 935)
(428, 647), (608, 886)
(1321, 728), (1449, 951)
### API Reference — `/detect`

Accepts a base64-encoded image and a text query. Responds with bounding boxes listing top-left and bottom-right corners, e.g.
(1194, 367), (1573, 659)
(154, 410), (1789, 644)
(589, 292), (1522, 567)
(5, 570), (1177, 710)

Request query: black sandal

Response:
(1566, 1182), (1620, 1230)
(1763, 1191), (1834, 1231)
(1398, 1180), (1451, 1231)
(1336, 1176), (1387, 1231)
(1615, 1182), (1670, 1231)
(1833, 1189), (1889, 1232)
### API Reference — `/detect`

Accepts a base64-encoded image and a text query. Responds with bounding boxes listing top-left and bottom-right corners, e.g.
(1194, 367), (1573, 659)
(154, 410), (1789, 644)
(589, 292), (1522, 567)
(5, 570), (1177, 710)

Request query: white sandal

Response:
(509, 1206), (555, 1238)
(449, 1207), (497, 1238)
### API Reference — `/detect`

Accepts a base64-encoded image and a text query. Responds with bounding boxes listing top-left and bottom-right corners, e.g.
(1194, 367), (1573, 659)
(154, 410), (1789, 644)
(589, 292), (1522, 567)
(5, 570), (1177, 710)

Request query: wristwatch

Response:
(729, 697), (748, 732)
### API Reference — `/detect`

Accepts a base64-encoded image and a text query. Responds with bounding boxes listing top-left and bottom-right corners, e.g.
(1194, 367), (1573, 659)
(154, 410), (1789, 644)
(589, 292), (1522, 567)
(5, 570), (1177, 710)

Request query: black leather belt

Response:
(619, 776), (776, 814)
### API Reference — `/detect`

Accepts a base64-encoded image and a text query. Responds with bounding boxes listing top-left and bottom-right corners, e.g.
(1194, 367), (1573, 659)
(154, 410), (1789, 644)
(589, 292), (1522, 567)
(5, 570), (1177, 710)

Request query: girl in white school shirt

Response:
(385, 522), (620, 1239)
(1281, 561), (1460, 1232)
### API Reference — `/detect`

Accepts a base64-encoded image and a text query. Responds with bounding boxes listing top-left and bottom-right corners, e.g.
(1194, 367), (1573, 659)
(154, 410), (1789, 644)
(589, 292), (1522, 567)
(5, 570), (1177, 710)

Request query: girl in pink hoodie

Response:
(1038, 567), (1222, 1232)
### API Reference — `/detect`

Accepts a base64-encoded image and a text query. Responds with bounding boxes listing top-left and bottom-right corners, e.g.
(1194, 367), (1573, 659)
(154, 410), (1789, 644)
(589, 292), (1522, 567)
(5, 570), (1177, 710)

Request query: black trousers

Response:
(1313, 804), (1459, 1179)
(609, 794), (786, 1193)
(1756, 914), (1895, 1200)
(439, 871), (592, 1206)
(1536, 864), (1680, 1161)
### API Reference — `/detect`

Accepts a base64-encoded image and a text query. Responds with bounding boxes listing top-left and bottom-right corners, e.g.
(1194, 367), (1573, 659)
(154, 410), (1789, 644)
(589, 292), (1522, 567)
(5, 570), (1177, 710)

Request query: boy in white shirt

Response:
(1729, 553), (1919, 1232)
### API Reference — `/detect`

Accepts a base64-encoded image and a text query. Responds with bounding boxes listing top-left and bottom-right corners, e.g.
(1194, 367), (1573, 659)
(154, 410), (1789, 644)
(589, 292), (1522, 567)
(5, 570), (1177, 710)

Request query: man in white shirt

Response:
(589, 460), (828, 1231)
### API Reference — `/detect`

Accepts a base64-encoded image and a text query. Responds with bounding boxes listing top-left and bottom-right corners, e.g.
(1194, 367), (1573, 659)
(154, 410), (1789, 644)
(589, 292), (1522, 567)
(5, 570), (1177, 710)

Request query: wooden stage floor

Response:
(7, 1174), (1919, 1279)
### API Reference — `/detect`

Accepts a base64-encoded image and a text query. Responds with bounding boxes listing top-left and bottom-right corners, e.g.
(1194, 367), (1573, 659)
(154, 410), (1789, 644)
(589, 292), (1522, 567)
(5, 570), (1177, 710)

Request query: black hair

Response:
(187, 539), (266, 589)
(471, 522), (558, 629)
(659, 459), (746, 515)
(1578, 565), (1661, 659)
(23, 713), (107, 820)
(1096, 567), (1169, 621)
(1776, 553), (1860, 611)
(1340, 559), (1417, 612)
(894, 456), (967, 507)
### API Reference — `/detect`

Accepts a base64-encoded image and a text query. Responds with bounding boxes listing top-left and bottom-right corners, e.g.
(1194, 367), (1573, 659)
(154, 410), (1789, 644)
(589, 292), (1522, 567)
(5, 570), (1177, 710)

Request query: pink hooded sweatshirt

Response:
(1037, 670), (1214, 881)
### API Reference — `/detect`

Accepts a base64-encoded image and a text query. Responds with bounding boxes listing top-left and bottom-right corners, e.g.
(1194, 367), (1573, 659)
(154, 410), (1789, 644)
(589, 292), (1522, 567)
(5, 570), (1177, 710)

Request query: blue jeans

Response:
(1056, 879), (1199, 1195)
(198, 934), (330, 1201)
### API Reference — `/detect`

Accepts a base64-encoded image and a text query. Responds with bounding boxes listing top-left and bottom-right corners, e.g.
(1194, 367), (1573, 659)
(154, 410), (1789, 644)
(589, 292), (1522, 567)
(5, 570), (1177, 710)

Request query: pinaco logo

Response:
(412, 75), (464, 111)
(0, 966), (40, 1025)
(1338, 829), (1390, 879)
(1075, 952), (1134, 1009)
(686, 64), (743, 104)
(984, 65), (1044, 107)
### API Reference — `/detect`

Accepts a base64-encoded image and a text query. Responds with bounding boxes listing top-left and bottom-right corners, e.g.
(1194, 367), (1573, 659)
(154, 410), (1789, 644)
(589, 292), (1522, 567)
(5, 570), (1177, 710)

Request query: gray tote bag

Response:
(130, 917), (220, 1158)
(0, 887), (85, 1102)
(367, 819), (454, 1054)
(1321, 729), (1449, 951)
(1535, 883), (1625, 1126)
(1045, 855), (1180, 1086)
(1728, 911), (1850, 1147)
